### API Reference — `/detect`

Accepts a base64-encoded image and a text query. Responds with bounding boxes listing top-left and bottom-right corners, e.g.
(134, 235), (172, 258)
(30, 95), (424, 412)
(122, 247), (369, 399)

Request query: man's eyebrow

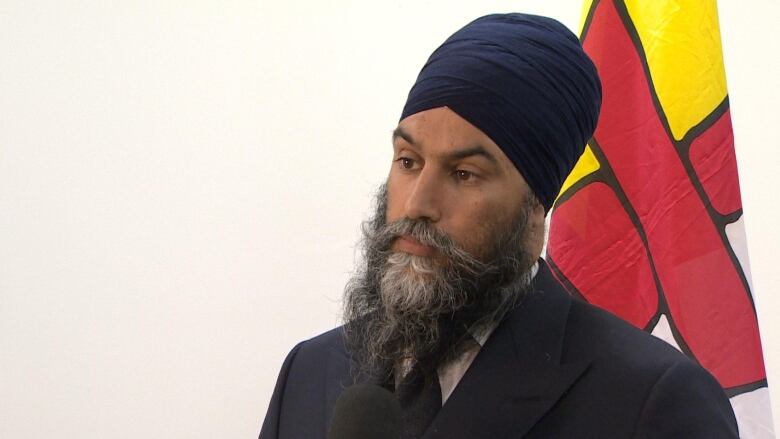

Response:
(392, 127), (418, 148)
(447, 145), (499, 165)
(392, 127), (498, 165)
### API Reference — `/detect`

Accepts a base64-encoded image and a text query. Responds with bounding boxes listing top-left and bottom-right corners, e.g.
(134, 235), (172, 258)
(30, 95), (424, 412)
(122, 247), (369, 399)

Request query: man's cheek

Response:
(384, 181), (406, 223)
(471, 215), (507, 260)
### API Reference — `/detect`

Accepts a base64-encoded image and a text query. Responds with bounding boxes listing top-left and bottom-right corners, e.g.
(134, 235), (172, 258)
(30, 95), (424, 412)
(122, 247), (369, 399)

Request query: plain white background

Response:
(1, 1), (778, 437)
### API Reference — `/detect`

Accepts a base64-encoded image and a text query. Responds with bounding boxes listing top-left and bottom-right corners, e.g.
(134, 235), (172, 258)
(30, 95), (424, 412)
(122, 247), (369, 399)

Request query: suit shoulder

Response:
(263, 327), (349, 438)
(565, 299), (693, 370)
(559, 300), (737, 436)
(302, 326), (346, 348)
(289, 326), (347, 363)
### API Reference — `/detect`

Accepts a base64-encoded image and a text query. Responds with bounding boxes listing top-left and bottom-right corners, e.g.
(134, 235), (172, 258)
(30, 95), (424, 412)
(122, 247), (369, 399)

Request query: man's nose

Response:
(404, 169), (442, 222)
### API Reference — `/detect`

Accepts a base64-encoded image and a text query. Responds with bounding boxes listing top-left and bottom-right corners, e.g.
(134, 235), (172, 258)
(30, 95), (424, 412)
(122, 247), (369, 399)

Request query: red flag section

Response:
(551, 182), (657, 328)
(689, 110), (742, 216)
(547, 0), (765, 392)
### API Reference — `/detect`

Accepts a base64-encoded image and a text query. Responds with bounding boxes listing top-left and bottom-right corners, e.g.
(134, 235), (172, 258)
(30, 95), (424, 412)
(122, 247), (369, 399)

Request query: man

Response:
(260, 13), (738, 439)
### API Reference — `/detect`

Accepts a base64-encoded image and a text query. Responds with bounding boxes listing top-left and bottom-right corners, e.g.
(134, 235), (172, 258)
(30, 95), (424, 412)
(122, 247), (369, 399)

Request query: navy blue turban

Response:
(400, 13), (602, 212)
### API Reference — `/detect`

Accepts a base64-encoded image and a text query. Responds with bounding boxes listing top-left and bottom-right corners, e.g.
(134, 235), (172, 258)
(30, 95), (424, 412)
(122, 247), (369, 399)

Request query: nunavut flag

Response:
(547, 0), (774, 436)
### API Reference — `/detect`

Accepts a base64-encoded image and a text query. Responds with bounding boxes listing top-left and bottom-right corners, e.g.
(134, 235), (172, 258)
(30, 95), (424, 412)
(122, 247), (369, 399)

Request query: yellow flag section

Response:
(578, 0), (595, 35)
(558, 144), (599, 197)
(624, 0), (727, 140)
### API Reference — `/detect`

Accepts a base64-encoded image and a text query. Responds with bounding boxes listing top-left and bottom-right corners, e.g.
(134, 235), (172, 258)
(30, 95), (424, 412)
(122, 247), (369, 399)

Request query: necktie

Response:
(396, 367), (442, 439)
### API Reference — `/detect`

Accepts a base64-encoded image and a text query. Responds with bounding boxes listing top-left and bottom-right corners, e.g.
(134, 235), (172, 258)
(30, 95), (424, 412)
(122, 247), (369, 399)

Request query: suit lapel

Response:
(424, 261), (591, 439)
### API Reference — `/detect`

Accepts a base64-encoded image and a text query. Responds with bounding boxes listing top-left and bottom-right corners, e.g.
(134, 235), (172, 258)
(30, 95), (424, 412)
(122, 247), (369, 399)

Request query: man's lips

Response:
(392, 235), (436, 257)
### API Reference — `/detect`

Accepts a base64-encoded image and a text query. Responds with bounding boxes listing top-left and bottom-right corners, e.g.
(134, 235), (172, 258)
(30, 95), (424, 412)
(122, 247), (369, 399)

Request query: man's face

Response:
(387, 107), (543, 263)
(342, 106), (545, 378)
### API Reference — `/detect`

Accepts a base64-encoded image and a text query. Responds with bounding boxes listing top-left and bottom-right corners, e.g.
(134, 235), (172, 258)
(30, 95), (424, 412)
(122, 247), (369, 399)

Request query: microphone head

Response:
(328, 383), (401, 439)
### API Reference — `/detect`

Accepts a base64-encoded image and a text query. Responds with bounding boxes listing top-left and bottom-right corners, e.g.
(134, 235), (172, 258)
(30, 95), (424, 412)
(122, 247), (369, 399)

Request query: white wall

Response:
(1, 1), (777, 437)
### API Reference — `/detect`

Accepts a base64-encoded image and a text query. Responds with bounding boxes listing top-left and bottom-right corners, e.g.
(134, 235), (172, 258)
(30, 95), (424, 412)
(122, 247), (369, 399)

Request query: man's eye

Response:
(396, 157), (415, 170)
(455, 170), (474, 181)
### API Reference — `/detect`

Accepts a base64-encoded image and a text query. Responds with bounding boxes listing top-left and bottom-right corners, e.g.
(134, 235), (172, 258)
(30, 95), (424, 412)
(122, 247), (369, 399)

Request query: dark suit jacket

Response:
(259, 262), (738, 438)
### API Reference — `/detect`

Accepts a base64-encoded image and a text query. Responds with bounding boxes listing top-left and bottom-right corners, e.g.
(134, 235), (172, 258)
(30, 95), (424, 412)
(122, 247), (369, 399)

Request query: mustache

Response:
(371, 217), (489, 276)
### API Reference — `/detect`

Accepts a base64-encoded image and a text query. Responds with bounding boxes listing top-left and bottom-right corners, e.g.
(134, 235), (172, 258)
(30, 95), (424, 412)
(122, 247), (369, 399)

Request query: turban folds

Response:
(400, 13), (602, 211)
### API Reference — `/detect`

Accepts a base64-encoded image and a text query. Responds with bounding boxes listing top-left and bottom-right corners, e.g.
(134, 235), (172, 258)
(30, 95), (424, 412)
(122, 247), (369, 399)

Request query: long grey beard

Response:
(342, 185), (537, 381)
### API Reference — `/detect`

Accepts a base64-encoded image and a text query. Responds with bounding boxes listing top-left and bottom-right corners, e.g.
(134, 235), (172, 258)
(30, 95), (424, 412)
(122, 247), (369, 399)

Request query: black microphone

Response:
(328, 383), (401, 439)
